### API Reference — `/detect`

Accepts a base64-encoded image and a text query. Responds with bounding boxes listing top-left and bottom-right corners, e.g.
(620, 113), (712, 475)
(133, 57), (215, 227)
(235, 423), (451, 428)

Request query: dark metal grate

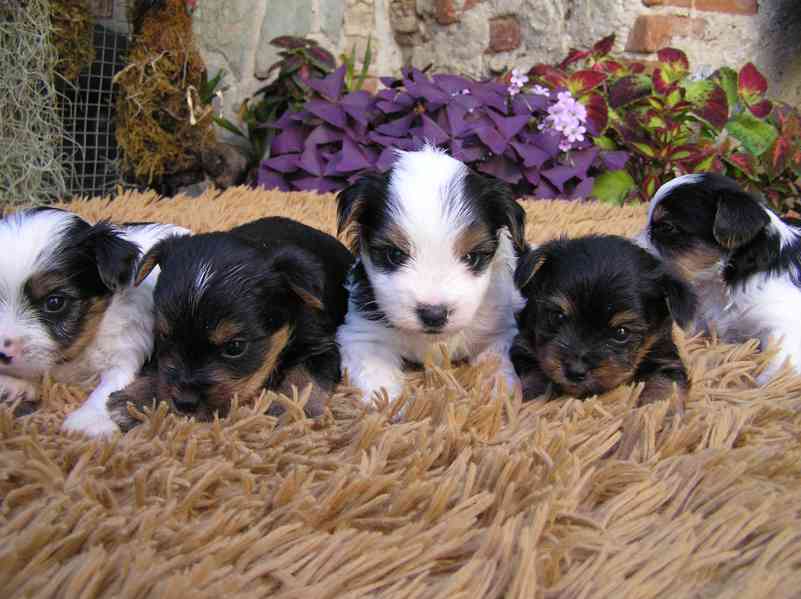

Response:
(60, 4), (130, 199)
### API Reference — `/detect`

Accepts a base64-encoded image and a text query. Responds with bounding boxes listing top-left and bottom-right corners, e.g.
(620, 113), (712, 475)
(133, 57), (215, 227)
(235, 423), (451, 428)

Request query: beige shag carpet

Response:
(2, 188), (801, 599)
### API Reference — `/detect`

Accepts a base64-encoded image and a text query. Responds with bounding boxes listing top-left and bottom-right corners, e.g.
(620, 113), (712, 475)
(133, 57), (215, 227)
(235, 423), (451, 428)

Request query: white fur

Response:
(639, 177), (801, 383)
(0, 212), (189, 436)
(337, 147), (524, 404)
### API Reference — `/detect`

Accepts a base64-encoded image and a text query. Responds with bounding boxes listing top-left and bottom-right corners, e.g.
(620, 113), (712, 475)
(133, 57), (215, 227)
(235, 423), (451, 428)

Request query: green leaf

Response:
(725, 111), (779, 156)
(591, 170), (635, 205)
(354, 37), (372, 91)
(593, 135), (618, 150)
(714, 66), (739, 110)
(632, 142), (657, 158)
(199, 70), (225, 105)
(213, 116), (247, 139)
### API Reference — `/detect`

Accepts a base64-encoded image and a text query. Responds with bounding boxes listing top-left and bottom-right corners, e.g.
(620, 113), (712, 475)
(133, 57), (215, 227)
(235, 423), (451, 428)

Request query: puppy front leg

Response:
(340, 341), (404, 405)
(756, 328), (801, 385)
(107, 373), (160, 432)
(62, 367), (137, 437)
(509, 335), (552, 401)
(475, 333), (521, 395)
(636, 341), (689, 411)
(0, 374), (39, 416)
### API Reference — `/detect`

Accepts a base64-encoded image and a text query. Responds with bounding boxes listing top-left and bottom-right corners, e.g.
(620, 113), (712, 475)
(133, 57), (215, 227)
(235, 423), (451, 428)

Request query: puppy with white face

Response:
(336, 146), (527, 404)
(638, 173), (801, 382)
(0, 208), (189, 436)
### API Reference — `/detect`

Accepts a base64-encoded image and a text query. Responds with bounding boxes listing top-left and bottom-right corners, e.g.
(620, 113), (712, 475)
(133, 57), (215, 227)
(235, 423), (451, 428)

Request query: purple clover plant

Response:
(257, 64), (628, 199)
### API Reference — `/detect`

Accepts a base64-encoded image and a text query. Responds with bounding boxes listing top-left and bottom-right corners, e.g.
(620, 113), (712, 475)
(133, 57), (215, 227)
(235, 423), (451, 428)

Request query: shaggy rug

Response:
(2, 188), (801, 599)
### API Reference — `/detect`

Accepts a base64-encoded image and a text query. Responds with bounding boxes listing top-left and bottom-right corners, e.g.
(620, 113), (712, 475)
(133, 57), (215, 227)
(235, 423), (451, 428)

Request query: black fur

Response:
(512, 235), (694, 403)
(22, 210), (140, 349)
(648, 173), (801, 288)
(109, 217), (354, 424)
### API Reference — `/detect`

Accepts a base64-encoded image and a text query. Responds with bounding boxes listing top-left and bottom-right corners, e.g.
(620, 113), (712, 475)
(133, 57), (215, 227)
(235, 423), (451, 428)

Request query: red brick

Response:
(625, 14), (706, 53)
(488, 15), (521, 53)
(642, 0), (758, 15)
(434, 0), (459, 25)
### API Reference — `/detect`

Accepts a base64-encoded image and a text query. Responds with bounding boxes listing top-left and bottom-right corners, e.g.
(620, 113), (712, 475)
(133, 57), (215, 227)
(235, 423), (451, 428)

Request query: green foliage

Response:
(528, 36), (801, 210)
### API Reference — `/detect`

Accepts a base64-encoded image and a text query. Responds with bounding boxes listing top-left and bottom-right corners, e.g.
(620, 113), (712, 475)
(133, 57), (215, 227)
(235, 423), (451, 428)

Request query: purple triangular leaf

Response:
(541, 165), (577, 193)
(512, 93), (548, 115)
(333, 137), (373, 173)
(306, 99), (347, 129)
(600, 150), (629, 171)
(510, 141), (549, 168)
(474, 125), (508, 155)
(376, 113), (417, 137)
(257, 168), (290, 191)
(568, 147), (600, 179)
(522, 166), (541, 186)
(307, 124), (342, 146)
(476, 156), (522, 184)
(420, 114), (450, 146)
(568, 176), (595, 199)
(263, 153), (300, 173)
(432, 74), (473, 95)
(292, 176), (343, 193)
(468, 84), (508, 114)
(487, 111), (530, 141)
(376, 146), (401, 171)
(307, 65), (346, 102)
(271, 125), (305, 154)
(299, 145), (324, 176)
(447, 103), (470, 137)
(534, 181), (559, 199)
(533, 131), (563, 158)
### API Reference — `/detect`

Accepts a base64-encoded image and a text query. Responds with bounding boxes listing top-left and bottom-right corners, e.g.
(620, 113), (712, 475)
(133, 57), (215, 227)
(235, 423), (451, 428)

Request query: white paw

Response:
(0, 374), (38, 403)
(63, 405), (119, 437)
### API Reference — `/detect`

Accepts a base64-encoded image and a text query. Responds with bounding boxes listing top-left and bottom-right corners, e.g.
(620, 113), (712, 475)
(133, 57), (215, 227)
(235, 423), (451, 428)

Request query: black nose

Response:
(173, 390), (201, 413)
(0, 352), (10, 365)
(564, 360), (589, 383)
(417, 304), (449, 329)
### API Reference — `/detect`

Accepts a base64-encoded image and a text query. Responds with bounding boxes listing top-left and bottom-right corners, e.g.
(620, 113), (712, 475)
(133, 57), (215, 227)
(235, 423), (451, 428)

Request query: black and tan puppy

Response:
(511, 235), (696, 407)
(108, 217), (354, 429)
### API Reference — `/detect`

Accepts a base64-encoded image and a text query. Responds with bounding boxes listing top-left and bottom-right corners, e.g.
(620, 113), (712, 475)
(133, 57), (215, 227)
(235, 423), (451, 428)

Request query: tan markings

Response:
(61, 297), (111, 361)
(671, 246), (723, 283)
(549, 292), (574, 316)
(453, 223), (493, 258)
(274, 366), (332, 417)
(609, 310), (642, 328)
(134, 248), (161, 287)
(206, 325), (292, 410)
(288, 283), (324, 311)
(155, 315), (171, 338)
(382, 222), (413, 255)
(209, 320), (242, 345)
(107, 373), (159, 432)
(638, 373), (688, 408)
(517, 253), (546, 289)
(592, 359), (638, 392)
(27, 271), (69, 300)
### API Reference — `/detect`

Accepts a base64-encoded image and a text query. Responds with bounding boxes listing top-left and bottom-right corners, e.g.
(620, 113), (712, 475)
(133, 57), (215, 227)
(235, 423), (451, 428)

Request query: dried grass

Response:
(2, 190), (801, 598)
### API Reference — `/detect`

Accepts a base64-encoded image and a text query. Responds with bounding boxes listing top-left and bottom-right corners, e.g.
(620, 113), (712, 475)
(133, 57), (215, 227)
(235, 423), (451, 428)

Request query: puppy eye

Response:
(44, 294), (69, 314)
(384, 246), (407, 266)
(546, 309), (566, 327)
(221, 339), (249, 359)
(611, 327), (630, 343)
(654, 221), (679, 235)
(462, 251), (491, 270)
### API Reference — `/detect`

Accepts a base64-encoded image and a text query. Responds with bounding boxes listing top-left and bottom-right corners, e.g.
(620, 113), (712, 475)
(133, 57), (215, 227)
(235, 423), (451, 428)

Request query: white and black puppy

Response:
(0, 208), (189, 435)
(638, 173), (801, 382)
(336, 146), (527, 404)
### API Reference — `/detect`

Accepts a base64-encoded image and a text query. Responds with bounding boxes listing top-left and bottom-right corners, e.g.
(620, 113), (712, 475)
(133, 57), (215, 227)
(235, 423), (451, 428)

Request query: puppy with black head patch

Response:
(511, 235), (696, 406)
(107, 217), (354, 429)
(0, 208), (189, 435)
(638, 173), (801, 383)
(335, 146), (527, 404)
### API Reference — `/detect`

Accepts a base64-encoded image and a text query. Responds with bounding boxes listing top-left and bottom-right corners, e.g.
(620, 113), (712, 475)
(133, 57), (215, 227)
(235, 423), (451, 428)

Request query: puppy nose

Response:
(416, 303), (449, 329)
(564, 360), (589, 383)
(173, 390), (201, 413)
(0, 337), (20, 364)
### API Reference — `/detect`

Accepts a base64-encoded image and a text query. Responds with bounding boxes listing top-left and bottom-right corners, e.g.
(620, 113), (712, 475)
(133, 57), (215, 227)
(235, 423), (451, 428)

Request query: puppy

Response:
(638, 173), (801, 382)
(107, 217), (354, 429)
(0, 207), (189, 435)
(335, 146), (527, 404)
(511, 235), (696, 406)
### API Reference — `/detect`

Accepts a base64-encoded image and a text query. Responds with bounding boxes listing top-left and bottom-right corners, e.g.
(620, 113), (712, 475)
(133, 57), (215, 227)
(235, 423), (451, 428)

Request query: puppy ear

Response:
(336, 173), (388, 251)
(714, 191), (771, 249)
(515, 246), (547, 290)
(86, 222), (141, 291)
(134, 243), (164, 287)
(660, 270), (697, 329)
(270, 246), (325, 311)
(464, 172), (527, 253)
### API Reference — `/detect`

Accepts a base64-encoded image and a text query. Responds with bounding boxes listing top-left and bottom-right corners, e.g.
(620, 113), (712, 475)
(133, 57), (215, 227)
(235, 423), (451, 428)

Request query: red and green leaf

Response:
(560, 48), (592, 70)
(592, 34), (615, 57)
(725, 111), (779, 156)
(747, 98), (773, 118)
(738, 62), (768, 100)
(657, 47), (690, 73)
(528, 63), (567, 88)
(608, 74), (651, 108)
(567, 69), (608, 96)
(683, 80), (728, 129)
(581, 92), (609, 134)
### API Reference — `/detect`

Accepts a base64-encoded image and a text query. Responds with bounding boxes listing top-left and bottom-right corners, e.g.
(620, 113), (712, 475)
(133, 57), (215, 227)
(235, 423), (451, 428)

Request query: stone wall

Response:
(192, 0), (801, 129)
